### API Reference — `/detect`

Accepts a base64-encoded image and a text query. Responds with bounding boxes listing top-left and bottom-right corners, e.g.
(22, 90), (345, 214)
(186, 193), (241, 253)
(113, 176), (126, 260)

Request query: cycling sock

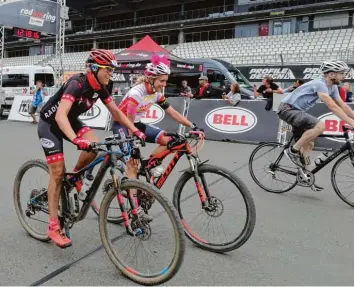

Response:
(133, 195), (139, 207)
(291, 146), (300, 154)
(49, 217), (59, 227)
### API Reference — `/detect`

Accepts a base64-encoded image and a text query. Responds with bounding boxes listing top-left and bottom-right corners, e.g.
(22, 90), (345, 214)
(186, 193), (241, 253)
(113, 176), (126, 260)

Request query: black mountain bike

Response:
(249, 125), (354, 207)
(91, 131), (256, 253)
(13, 136), (185, 286)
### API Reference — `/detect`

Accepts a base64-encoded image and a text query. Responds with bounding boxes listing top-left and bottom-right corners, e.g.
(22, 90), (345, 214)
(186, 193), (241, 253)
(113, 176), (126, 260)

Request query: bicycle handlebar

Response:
(165, 130), (205, 140)
(87, 136), (143, 152)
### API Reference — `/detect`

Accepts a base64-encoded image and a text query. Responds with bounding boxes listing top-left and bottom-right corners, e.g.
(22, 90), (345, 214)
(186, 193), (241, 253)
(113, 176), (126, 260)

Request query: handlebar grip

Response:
(342, 125), (354, 132)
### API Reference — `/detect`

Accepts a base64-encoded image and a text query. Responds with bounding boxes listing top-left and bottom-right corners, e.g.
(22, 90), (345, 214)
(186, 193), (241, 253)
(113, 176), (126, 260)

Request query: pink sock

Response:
(49, 217), (59, 226)
(133, 196), (139, 207)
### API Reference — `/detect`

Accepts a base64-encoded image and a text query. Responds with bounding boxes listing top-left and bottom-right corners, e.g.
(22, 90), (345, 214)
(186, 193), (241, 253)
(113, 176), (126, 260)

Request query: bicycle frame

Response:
(310, 135), (353, 174)
(29, 155), (117, 219)
(61, 152), (119, 222)
(138, 140), (209, 207)
(273, 132), (353, 177)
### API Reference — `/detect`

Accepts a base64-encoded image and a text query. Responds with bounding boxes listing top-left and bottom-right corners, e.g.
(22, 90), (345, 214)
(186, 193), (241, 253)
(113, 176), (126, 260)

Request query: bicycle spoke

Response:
(250, 143), (297, 193)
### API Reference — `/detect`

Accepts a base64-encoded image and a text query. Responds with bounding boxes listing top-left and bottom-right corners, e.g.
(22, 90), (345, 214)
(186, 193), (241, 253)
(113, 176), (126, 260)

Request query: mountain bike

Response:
(249, 125), (354, 207)
(91, 131), (256, 253)
(13, 137), (185, 286)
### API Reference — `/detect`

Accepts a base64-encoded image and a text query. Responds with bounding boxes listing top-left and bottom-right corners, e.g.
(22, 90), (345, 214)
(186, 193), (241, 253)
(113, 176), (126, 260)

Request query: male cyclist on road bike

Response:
(38, 49), (146, 248)
(112, 54), (203, 181)
(278, 60), (354, 189)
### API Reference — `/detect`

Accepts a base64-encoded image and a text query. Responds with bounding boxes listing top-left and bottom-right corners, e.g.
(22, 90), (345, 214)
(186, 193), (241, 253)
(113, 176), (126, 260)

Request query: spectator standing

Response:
(343, 82), (353, 102)
(284, 79), (305, 93)
(338, 86), (347, 102)
(179, 80), (193, 98)
(222, 83), (241, 106)
(29, 80), (48, 124)
(253, 76), (283, 111)
(193, 75), (225, 99)
(196, 76), (211, 98)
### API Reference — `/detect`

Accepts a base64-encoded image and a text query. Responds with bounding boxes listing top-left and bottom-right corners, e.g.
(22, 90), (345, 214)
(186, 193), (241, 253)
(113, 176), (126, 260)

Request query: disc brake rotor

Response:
(206, 196), (224, 218)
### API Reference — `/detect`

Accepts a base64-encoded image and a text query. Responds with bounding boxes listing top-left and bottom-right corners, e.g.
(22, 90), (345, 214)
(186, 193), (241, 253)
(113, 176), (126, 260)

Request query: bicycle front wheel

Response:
(173, 164), (256, 253)
(99, 179), (185, 286)
(331, 153), (354, 207)
(249, 142), (298, 193)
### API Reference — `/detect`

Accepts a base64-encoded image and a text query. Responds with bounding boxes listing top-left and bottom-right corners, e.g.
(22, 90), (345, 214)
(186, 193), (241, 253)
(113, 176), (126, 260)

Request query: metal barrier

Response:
(7, 89), (353, 150)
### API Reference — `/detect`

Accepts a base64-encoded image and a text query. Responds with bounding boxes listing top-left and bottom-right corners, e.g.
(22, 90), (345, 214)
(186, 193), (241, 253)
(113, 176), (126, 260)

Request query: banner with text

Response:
(8, 96), (109, 128)
(187, 99), (279, 143)
(238, 64), (354, 83)
(0, 0), (59, 35)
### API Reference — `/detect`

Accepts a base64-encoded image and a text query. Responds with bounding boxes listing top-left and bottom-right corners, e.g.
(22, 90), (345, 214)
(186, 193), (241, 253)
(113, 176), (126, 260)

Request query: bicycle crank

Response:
(296, 168), (315, 187)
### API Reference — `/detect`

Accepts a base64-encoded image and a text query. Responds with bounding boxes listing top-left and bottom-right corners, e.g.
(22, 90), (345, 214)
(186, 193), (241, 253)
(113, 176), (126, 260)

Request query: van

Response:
(165, 58), (254, 99)
(0, 65), (55, 117)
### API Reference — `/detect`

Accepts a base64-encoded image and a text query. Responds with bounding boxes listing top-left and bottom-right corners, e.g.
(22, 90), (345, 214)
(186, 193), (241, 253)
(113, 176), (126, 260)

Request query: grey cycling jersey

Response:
(281, 77), (339, 111)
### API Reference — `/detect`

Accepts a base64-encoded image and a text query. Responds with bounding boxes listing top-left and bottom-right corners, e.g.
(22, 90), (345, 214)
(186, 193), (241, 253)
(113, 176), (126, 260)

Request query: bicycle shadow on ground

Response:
(283, 191), (323, 202)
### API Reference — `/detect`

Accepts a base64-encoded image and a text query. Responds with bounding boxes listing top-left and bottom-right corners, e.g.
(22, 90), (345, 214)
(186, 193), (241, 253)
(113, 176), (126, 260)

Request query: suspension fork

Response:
(108, 153), (135, 235)
(187, 155), (210, 208)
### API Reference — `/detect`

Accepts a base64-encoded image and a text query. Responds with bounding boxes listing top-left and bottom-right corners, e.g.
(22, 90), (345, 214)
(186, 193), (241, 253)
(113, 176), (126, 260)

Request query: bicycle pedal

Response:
(311, 185), (323, 192)
(65, 231), (71, 239)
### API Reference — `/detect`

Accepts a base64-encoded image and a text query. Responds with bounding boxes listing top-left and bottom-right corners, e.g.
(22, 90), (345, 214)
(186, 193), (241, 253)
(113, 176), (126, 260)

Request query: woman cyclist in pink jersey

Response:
(112, 54), (203, 179)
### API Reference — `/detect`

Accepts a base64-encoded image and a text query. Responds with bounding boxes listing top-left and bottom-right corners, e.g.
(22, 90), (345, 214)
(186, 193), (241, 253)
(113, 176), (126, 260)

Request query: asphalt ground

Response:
(0, 121), (353, 286)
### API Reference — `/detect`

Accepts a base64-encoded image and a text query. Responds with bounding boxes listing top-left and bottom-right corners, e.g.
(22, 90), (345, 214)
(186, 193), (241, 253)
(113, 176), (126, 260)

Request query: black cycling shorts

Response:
(37, 118), (92, 164)
(112, 121), (166, 144)
(278, 103), (319, 141)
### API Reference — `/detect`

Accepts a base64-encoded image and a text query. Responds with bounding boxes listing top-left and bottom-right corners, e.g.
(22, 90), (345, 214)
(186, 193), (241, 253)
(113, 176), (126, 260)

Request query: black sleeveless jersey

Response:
(40, 73), (112, 122)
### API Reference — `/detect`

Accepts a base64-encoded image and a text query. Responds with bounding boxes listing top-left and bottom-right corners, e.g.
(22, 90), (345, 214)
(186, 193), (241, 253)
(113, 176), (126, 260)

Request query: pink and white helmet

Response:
(145, 54), (171, 77)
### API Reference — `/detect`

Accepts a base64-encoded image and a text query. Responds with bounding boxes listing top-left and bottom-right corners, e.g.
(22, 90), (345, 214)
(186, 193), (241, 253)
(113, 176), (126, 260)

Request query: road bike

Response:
(13, 136), (185, 286)
(249, 125), (354, 207)
(91, 131), (256, 253)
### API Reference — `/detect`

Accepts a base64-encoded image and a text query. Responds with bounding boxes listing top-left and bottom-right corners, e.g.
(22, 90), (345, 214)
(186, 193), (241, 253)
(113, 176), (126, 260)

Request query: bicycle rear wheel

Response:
(99, 179), (185, 285)
(249, 142), (298, 193)
(13, 159), (50, 241)
(331, 153), (354, 207)
(173, 164), (256, 253)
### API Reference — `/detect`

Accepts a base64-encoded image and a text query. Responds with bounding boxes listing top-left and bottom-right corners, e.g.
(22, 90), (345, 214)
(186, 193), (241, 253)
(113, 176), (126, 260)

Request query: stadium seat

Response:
(171, 28), (353, 65)
(1, 29), (353, 68)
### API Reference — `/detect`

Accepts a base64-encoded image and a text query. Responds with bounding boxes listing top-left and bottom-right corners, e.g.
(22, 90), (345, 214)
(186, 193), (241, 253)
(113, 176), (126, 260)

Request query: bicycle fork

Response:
(188, 156), (210, 209)
(110, 168), (140, 236)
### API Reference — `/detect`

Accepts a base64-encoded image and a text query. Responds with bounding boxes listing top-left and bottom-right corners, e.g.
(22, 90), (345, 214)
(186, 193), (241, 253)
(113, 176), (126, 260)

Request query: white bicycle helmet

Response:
(145, 55), (171, 76)
(320, 60), (349, 73)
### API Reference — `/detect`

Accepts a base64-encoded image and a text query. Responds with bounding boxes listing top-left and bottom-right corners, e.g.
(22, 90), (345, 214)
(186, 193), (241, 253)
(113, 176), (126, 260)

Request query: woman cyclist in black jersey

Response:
(37, 49), (146, 248)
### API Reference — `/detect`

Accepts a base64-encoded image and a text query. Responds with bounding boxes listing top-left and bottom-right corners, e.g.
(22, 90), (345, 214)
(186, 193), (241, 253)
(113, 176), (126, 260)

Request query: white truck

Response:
(0, 65), (56, 118)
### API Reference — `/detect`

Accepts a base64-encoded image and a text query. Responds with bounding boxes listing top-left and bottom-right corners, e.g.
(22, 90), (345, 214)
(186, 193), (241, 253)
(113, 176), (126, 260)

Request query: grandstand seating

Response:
(45, 49), (123, 71)
(1, 29), (353, 68)
(1, 54), (49, 67)
(172, 28), (354, 65)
